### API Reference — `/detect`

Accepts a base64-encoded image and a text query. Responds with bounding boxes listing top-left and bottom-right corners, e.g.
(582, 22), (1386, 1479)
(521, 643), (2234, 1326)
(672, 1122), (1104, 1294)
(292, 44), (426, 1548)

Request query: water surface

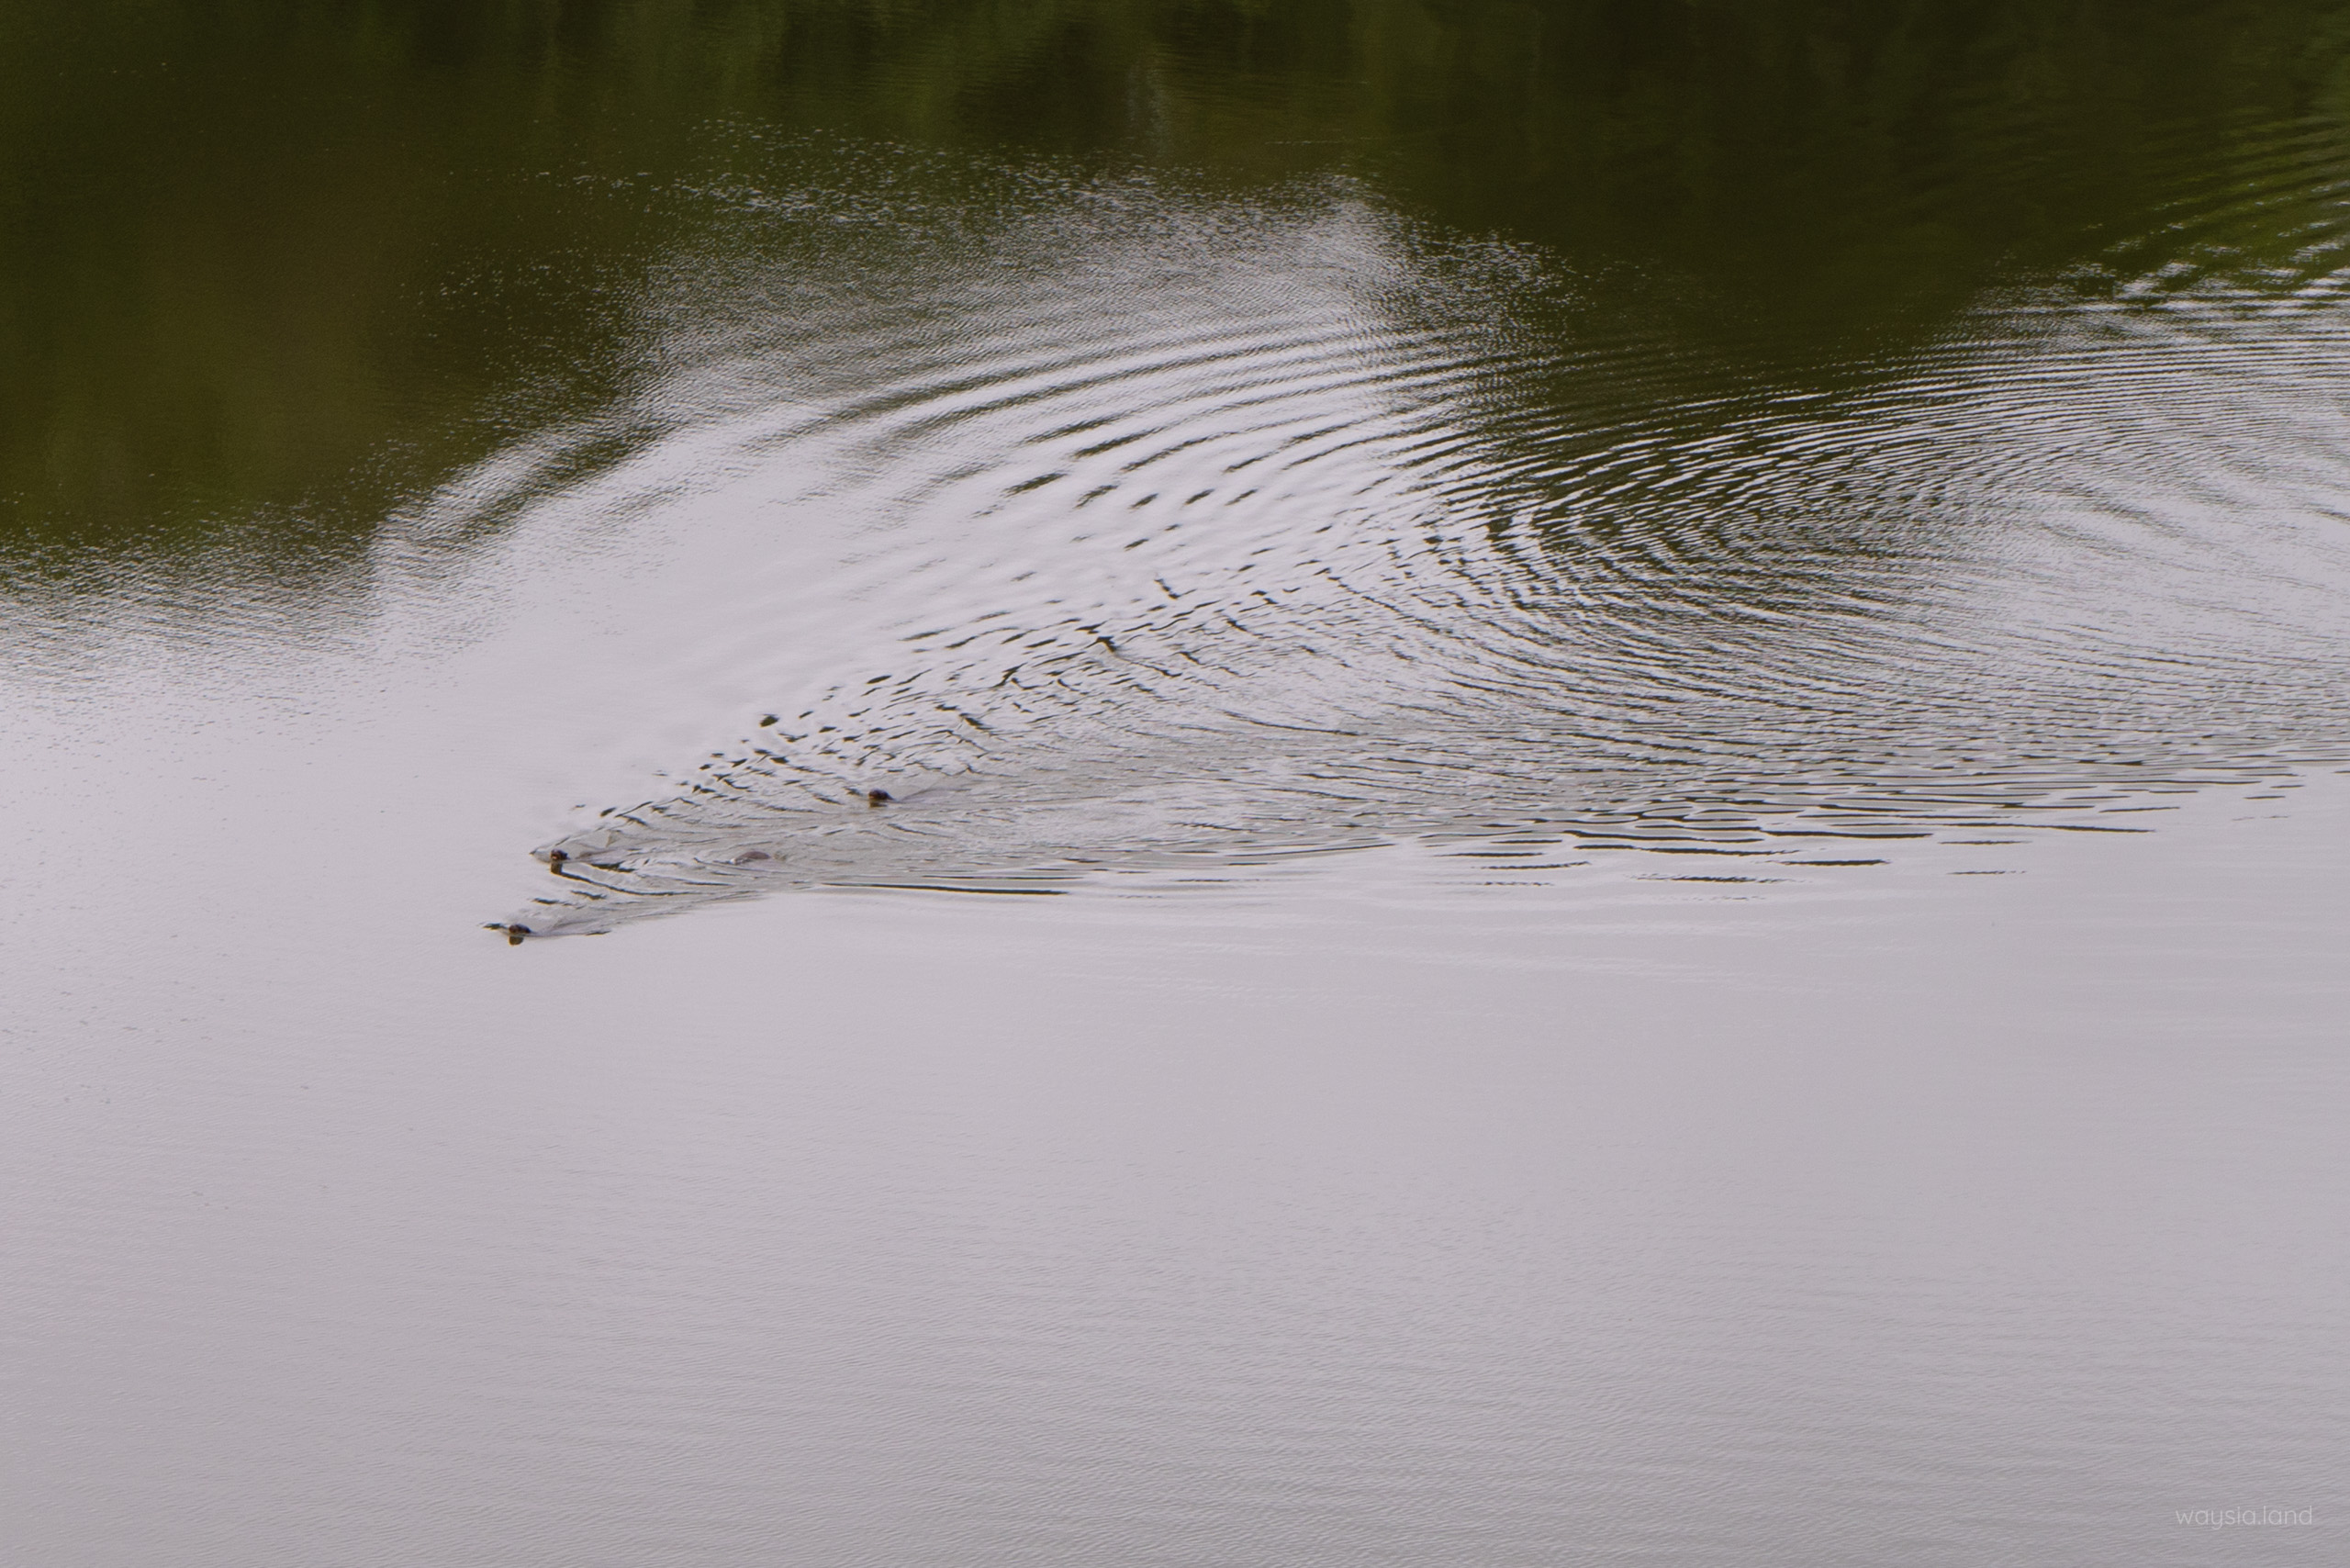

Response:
(5, 5), (2347, 1564)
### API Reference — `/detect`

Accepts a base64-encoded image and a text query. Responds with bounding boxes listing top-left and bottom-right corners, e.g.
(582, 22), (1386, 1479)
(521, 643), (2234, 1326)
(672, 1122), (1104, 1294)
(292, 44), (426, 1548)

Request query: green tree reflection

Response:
(6, 0), (2348, 556)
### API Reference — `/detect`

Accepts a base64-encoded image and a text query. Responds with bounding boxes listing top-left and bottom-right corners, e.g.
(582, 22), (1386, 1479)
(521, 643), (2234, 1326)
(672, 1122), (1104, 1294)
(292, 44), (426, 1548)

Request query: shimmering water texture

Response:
(460, 135), (2350, 938)
(17, 11), (2350, 1568)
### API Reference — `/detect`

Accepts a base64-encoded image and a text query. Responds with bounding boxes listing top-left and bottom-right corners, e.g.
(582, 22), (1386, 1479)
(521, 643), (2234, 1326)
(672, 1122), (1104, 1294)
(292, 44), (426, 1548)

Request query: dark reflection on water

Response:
(7, 2), (2350, 934)
(12, 0), (2350, 538)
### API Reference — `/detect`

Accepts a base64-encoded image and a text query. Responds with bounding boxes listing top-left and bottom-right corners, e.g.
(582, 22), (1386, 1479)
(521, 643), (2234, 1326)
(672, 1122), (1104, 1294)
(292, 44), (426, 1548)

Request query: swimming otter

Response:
(484, 922), (532, 946)
(867, 789), (892, 807)
(547, 848), (569, 874)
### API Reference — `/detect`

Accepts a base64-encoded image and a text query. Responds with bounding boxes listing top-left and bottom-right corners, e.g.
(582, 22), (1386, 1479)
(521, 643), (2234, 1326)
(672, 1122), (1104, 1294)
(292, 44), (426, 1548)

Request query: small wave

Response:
(460, 162), (2350, 938)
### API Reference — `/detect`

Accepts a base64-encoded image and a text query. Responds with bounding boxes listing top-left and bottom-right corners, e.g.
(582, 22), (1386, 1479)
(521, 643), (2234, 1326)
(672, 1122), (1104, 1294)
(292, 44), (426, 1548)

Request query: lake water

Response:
(5, 5), (2347, 1563)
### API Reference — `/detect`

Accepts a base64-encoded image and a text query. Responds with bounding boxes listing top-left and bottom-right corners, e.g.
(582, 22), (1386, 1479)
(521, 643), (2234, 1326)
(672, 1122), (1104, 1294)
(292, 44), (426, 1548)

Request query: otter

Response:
(484, 923), (532, 946)
(867, 789), (892, 808)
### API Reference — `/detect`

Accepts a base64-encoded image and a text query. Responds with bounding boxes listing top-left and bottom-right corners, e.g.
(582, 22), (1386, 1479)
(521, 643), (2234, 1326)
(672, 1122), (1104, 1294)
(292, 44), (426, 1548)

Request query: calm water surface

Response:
(5, 5), (2348, 1564)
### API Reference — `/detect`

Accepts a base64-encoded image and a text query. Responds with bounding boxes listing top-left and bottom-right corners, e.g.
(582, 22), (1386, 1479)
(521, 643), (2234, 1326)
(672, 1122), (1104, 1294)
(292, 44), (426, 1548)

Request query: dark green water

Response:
(14, 0), (2350, 542)
(6, 6), (2349, 1565)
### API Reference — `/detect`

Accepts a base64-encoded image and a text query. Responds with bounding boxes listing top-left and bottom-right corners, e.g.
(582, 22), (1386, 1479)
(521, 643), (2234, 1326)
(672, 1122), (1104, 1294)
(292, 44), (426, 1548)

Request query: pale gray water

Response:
(6, 666), (2346, 1563)
(7, 6), (2350, 1563)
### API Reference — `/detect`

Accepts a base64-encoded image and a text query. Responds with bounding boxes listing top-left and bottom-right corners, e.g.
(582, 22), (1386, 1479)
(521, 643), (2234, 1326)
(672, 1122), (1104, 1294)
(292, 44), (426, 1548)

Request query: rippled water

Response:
(7, 6), (2350, 1566)
(446, 140), (2350, 935)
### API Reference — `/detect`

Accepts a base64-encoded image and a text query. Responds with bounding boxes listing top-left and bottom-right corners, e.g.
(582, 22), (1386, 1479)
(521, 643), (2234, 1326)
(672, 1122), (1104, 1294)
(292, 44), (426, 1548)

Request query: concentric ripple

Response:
(447, 152), (2350, 938)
